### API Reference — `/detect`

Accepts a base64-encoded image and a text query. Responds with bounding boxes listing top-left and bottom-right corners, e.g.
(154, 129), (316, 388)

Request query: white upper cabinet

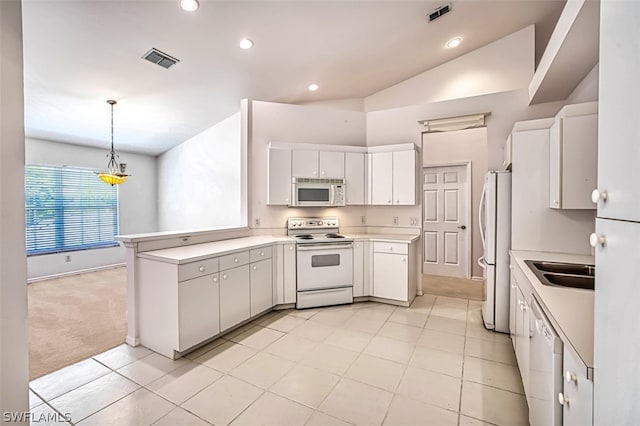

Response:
(292, 150), (345, 179)
(319, 151), (345, 178)
(292, 150), (319, 178)
(267, 147), (292, 205)
(392, 150), (416, 205)
(596, 2), (640, 222)
(371, 152), (393, 205)
(345, 152), (365, 205)
(549, 103), (598, 210)
(370, 149), (416, 205)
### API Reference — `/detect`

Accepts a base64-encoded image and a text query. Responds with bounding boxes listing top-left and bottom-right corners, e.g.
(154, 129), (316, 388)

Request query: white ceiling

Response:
(22, 0), (565, 156)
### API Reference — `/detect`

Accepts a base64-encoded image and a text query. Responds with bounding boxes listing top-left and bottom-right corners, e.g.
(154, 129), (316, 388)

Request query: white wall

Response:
(566, 63), (599, 104)
(250, 100), (368, 231)
(157, 112), (243, 232)
(25, 138), (157, 279)
(365, 25), (535, 112)
(1, 0), (29, 417)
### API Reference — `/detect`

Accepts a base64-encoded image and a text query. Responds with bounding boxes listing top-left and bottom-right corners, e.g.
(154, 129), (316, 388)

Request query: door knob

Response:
(457, 225), (467, 230)
(565, 371), (577, 383)
(558, 392), (569, 406)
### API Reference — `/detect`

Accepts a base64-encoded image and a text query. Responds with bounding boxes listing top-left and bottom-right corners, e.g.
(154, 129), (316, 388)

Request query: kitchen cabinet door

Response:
(509, 269), (517, 351)
(250, 259), (273, 316)
(345, 152), (365, 204)
(178, 274), (220, 351)
(219, 265), (250, 331)
(593, 218), (640, 424)
(596, 0), (640, 222)
(371, 152), (393, 205)
(283, 243), (297, 304)
(353, 241), (364, 297)
(319, 151), (345, 179)
(268, 148), (292, 205)
(549, 114), (598, 210)
(561, 346), (593, 426)
(392, 150), (416, 205)
(515, 286), (530, 394)
(292, 150), (319, 178)
(373, 252), (408, 301)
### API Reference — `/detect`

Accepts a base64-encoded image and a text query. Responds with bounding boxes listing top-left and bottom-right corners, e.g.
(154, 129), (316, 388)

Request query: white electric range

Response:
(288, 217), (354, 309)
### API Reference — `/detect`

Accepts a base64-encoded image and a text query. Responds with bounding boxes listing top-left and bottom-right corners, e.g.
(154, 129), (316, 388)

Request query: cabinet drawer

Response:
(373, 242), (408, 255)
(220, 251), (251, 271)
(250, 246), (273, 262)
(178, 257), (219, 282)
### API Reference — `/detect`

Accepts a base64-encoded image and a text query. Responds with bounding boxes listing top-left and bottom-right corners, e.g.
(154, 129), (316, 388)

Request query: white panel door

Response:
(345, 152), (365, 204)
(422, 165), (469, 278)
(373, 252), (408, 301)
(353, 241), (364, 297)
(219, 265), (250, 331)
(319, 151), (345, 178)
(392, 150), (416, 205)
(283, 243), (297, 304)
(371, 152), (393, 205)
(178, 274), (220, 351)
(292, 150), (319, 178)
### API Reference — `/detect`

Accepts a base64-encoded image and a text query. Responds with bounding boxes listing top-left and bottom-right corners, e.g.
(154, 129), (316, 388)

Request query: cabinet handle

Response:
(388, 246), (393, 251)
(511, 284), (517, 289)
(402, 257), (406, 262)
(222, 274), (228, 280)
(289, 246), (294, 251)
(553, 200), (558, 205)
(321, 171), (325, 176)
(395, 200), (400, 203)
(234, 257), (239, 263)
(589, 233), (606, 248)
(356, 243), (360, 248)
(591, 188), (608, 204)
(565, 371), (577, 383)
(387, 200), (392, 204)
(558, 392), (569, 406)
(199, 266), (205, 272)
(213, 276), (218, 283)
(260, 251), (264, 256)
(252, 265), (257, 270)
(285, 198), (289, 202)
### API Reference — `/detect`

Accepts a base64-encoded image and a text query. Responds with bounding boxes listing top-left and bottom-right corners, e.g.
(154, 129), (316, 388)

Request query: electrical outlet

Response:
(361, 216), (366, 225)
(255, 218), (261, 226)
(411, 217), (419, 226)
(392, 216), (399, 225)
(65, 255), (71, 262)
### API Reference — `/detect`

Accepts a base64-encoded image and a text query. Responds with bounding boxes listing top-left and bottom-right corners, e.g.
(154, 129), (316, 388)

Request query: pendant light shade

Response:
(97, 100), (130, 185)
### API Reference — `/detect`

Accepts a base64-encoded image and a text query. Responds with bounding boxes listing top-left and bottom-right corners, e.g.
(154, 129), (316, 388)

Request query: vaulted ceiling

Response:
(22, 0), (565, 155)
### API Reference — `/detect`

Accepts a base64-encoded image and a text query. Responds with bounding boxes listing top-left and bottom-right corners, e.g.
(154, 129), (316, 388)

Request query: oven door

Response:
(296, 243), (353, 291)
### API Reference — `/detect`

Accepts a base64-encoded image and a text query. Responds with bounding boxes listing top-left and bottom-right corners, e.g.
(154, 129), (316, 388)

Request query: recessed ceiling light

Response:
(180, 0), (199, 12)
(239, 38), (254, 49)
(446, 37), (462, 49)
(308, 83), (319, 92)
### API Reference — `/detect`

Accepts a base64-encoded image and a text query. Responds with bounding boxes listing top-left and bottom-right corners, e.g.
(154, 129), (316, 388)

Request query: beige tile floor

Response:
(28, 296), (528, 426)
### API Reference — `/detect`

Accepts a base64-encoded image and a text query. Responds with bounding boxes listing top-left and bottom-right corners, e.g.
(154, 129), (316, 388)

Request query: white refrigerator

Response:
(478, 170), (512, 333)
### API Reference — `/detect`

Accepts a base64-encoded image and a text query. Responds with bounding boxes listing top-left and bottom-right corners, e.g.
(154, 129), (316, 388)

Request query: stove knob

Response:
(318, 221), (323, 226)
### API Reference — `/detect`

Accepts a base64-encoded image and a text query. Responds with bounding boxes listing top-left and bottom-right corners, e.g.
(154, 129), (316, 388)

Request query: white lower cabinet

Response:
(515, 285), (530, 393)
(353, 241), (364, 297)
(509, 272), (517, 351)
(178, 273), (220, 351)
(373, 242), (409, 301)
(283, 243), (297, 304)
(250, 258), (273, 316)
(219, 264), (251, 332)
(560, 346), (593, 426)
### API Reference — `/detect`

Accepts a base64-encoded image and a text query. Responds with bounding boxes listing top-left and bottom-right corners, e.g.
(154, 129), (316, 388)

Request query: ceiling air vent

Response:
(428, 3), (451, 22)
(142, 48), (180, 69)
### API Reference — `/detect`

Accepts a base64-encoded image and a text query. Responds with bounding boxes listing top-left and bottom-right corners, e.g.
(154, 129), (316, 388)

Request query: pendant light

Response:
(97, 100), (130, 186)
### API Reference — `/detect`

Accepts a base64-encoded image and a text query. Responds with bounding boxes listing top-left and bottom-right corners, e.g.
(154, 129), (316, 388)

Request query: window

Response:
(25, 165), (119, 256)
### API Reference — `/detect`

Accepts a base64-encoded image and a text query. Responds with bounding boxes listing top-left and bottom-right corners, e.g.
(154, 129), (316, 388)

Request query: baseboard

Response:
(471, 276), (483, 281)
(27, 263), (126, 283)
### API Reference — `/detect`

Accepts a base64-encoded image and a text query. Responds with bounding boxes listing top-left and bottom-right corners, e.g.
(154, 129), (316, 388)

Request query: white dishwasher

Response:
(528, 297), (563, 426)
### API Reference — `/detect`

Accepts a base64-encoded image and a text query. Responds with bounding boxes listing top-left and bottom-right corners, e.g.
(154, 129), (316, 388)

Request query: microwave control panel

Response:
(333, 185), (345, 205)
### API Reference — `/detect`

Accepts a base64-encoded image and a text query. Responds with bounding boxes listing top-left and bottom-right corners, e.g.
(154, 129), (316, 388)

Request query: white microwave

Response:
(291, 177), (346, 207)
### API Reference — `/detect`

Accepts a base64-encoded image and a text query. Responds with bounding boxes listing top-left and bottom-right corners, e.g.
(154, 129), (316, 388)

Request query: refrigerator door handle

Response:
(478, 182), (487, 250)
(477, 256), (486, 269)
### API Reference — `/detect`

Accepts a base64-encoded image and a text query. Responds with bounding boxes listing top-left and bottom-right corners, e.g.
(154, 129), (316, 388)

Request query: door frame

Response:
(422, 161), (472, 279)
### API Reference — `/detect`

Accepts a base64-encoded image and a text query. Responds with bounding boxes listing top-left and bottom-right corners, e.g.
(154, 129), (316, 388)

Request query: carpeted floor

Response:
(28, 267), (127, 380)
(422, 274), (484, 301)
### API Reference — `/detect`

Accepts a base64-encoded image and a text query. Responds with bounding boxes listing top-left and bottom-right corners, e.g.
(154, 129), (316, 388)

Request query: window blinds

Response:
(25, 165), (119, 256)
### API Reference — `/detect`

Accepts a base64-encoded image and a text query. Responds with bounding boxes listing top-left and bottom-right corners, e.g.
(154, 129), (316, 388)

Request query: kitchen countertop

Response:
(137, 235), (292, 264)
(347, 233), (420, 243)
(137, 233), (420, 264)
(510, 250), (595, 369)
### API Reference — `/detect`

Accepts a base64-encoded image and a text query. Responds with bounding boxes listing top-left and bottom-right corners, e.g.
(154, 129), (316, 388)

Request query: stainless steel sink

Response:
(524, 260), (595, 290)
